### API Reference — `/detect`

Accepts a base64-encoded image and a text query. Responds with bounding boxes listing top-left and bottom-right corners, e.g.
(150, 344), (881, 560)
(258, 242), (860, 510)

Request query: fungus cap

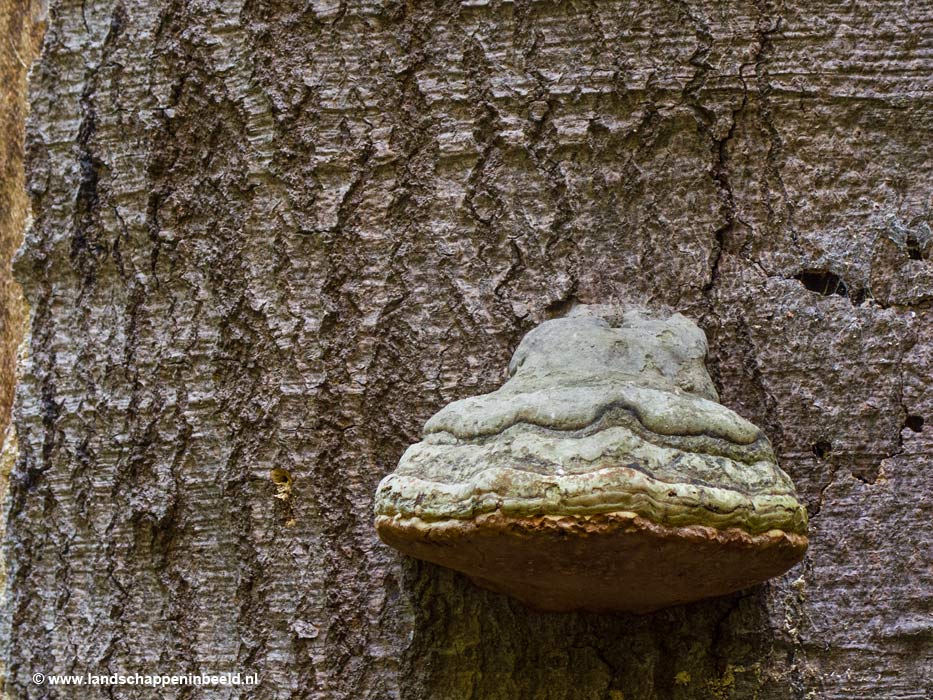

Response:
(374, 305), (808, 613)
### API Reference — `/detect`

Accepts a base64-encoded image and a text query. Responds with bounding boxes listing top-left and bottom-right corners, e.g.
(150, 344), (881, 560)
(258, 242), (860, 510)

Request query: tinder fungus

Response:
(374, 305), (808, 613)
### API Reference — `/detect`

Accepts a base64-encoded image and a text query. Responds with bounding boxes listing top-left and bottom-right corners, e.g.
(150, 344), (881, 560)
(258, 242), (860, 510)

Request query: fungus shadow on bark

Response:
(397, 558), (796, 700)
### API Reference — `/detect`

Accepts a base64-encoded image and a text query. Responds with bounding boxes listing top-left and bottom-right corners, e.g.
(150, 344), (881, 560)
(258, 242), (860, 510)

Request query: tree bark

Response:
(0, 0), (44, 458)
(0, 5), (45, 689)
(3, 1), (931, 698)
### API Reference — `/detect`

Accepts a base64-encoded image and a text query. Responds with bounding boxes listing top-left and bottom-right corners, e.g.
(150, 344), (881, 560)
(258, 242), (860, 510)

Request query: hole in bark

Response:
(270, 468), (291, 485)
(812, 441), (832, 459)
(905, 415), (924, 433)
(906, 234), (924, 261)
(794, 270), (849, 299)
(270, 468), (293, 500)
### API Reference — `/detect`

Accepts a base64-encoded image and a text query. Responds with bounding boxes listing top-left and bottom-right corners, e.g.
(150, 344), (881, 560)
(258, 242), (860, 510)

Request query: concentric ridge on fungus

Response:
(374, 305), (808, 613)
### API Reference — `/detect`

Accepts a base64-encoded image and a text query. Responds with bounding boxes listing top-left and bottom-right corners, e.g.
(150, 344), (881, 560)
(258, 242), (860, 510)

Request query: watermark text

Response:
(33, 672), (259, 687)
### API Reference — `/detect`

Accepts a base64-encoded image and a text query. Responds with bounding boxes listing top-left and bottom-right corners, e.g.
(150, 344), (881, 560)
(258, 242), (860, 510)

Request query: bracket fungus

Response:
(374, 305), (808, 613)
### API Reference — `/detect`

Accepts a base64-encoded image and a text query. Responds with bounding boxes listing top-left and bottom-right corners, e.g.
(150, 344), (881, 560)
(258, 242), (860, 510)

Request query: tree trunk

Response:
(3, 1), (931, 698)
(0, 4), (44, 688)
(0, 0), (44, 466)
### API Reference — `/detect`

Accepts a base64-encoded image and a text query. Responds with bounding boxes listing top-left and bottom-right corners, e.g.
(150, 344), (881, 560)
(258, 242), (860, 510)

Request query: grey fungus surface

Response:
(374, 305), (808, 612)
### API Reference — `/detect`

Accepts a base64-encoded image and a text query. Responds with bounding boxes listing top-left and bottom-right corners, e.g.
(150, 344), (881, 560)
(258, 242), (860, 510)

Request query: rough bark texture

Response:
(0, 0), (45, 667)
(3, 1), (931, 699)
(0, 0), (44, 448)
